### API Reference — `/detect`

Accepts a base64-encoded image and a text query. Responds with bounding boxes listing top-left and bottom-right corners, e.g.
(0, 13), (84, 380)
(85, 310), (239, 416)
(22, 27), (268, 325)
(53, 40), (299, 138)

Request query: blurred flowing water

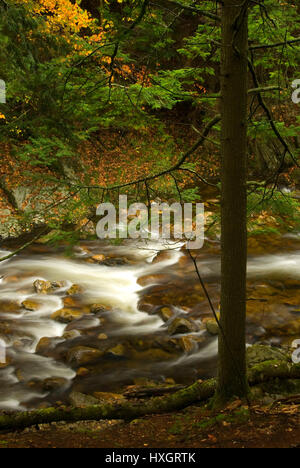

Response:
(0, 238), (299, 410)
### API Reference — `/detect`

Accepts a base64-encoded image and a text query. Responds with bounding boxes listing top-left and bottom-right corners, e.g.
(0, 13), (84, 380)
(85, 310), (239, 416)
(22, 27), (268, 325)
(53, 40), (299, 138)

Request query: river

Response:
(0, 236), (299, 410)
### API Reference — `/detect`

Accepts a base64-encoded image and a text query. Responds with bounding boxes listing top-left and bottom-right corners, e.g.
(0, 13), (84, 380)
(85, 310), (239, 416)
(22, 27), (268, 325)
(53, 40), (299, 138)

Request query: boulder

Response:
(33, 280), (55, 294)
(22, 300), (40, 311)
(36, 337), (53, 354)
(66, 284), (82, 296)
(67, 346), (104, 365)
(168, 317), (195, 335)
(246, 344), (289, 368)
(90, 304), (110, 314)
(42, 377), (68, 391)
(178, 336), (195, 353)
(159, 307), (174, 323)
(51, 308), (90, 323)
(205, 319), (219, 336)
(63, 330), (81, 340)
(102, 257), (130, 266)
(69, 391), (99, 407)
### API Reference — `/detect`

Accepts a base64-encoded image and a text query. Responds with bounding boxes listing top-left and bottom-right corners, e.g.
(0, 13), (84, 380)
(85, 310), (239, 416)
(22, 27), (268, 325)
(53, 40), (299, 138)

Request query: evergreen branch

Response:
(247, 58), (299, 168)
(71, 115), (221, 191)
(250, 38), (300, 50)
(153, 0), (221, 22)
(0, 228), (48, 263)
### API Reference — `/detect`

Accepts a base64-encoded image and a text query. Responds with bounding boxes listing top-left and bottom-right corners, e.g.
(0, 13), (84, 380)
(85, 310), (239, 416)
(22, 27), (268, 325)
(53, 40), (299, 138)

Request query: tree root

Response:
(0, 360), (299, 432)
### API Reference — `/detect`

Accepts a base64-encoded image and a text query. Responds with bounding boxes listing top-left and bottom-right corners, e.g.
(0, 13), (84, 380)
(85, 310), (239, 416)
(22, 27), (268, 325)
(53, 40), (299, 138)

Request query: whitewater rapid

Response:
(0, 242), (299, 410)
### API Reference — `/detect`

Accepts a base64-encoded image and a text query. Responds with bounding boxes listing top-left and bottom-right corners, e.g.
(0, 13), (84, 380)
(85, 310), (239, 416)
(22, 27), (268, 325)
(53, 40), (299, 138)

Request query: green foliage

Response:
(0, 0), (299, 238)
(248, 188), (300, 233)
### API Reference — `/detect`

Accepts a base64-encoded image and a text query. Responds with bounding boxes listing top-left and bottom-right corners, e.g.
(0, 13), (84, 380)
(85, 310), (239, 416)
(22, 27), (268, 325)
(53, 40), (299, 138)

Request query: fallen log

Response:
(124, 384), (186, 399)
(0, 360), (299, 432)
(0, 380), (216, 432)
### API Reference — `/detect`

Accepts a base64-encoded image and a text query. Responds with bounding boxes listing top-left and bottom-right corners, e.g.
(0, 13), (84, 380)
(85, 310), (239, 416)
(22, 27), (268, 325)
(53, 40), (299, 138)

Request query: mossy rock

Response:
(69, 391), (99, 408)
(254, 378), (300, 397)
(247, 344), (289, 368)
(205, 319), (219, 336)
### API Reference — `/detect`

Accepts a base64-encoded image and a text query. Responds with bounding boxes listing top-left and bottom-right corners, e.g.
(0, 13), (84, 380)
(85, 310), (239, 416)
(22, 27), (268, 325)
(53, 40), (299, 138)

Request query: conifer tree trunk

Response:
(216, 0), (249, 403)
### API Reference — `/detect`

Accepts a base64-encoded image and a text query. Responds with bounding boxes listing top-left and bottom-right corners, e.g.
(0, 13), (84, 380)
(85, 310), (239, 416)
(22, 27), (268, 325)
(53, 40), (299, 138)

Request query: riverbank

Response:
(0, 397), (299, 448)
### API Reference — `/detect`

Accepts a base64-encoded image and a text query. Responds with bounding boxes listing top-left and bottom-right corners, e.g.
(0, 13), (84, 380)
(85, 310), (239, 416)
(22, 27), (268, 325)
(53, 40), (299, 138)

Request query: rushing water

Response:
(0, 239), (299, 410)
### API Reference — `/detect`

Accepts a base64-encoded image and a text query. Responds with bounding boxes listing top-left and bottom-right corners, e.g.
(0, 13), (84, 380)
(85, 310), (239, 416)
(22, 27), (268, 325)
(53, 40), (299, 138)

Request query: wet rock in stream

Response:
(67, 346), (105, 366)
(158, 306), (174, 322)
(51, 307), (91, 323)
(204, 318), (219, 336)
(66, 284), (83, 295)
(34, 279), (65, 294)
(22, 300), (41, 311)
(36, 337), (58, 354)
(168, 317), (197, 335)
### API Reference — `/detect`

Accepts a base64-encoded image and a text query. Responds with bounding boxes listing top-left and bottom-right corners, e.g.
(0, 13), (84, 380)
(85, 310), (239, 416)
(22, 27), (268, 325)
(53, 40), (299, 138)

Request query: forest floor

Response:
(0, 399), (299, 448)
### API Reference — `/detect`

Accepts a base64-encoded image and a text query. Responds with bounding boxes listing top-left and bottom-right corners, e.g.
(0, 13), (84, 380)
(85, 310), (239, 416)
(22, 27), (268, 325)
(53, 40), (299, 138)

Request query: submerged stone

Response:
(0, 300), (20, 314)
